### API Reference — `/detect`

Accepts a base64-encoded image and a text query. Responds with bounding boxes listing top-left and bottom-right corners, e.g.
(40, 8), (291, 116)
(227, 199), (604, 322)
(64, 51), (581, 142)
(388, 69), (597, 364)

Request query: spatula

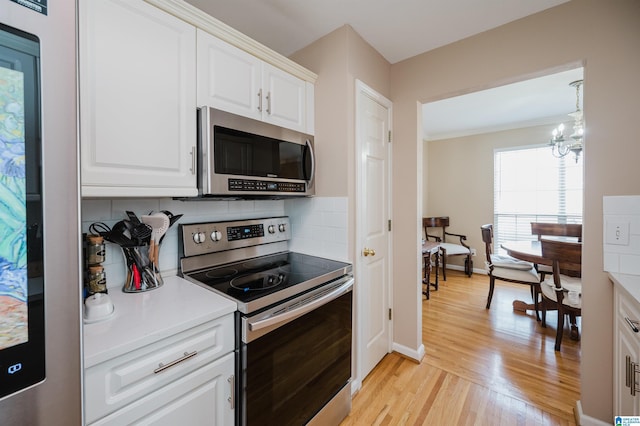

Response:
(141, 213), (170, 265)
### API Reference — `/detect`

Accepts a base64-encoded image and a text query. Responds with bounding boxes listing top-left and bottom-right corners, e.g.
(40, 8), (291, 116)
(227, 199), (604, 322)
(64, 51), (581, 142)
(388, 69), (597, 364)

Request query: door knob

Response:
(363, 248), (376, 257)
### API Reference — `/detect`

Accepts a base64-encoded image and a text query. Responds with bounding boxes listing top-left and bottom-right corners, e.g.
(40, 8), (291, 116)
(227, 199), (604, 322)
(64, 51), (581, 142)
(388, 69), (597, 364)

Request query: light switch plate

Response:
(606, 221), (630, 245)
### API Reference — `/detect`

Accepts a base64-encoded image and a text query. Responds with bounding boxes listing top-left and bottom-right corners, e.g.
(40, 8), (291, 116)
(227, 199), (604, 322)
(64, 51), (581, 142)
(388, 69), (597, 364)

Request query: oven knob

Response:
(268, 225), (276, 234)
(193, 232), (206, 244)
(211, 230), (223, 242)
(278, 223), (286, 232)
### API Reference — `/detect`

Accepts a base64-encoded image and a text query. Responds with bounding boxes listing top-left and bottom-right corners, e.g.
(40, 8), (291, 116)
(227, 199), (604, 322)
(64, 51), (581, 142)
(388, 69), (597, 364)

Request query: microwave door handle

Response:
(305, 139), (315, 186)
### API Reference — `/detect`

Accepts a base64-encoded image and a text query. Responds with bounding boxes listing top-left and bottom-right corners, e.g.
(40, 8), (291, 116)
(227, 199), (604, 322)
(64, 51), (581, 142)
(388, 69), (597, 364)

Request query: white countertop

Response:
(609, 272), (640, 305)
(83, 275), (237, 368)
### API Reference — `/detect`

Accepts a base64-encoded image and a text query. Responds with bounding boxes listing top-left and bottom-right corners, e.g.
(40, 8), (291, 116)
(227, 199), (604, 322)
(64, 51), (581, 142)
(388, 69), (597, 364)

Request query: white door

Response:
(356, 80), (392, 381)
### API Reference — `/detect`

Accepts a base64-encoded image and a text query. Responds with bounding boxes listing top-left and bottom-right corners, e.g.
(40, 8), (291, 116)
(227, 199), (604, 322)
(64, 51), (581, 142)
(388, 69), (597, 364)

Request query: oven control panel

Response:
(179, 217), (291, 258)
(228, 224), (265, 241)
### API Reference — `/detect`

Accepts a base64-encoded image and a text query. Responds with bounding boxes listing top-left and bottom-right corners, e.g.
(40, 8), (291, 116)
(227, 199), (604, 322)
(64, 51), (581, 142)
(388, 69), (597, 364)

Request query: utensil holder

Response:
(121, 245), (163, 293)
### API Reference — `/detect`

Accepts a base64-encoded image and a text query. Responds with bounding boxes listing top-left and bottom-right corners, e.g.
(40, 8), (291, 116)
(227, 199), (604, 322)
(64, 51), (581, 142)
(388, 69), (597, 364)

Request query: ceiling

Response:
(423, 67), (584, 140)
(184, 0), (569, 64)
(183, 0), (576, 139)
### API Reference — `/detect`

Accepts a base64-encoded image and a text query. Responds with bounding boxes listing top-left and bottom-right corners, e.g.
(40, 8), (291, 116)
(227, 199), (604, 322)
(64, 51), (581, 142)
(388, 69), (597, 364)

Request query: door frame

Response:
(353, 79), (393, 392)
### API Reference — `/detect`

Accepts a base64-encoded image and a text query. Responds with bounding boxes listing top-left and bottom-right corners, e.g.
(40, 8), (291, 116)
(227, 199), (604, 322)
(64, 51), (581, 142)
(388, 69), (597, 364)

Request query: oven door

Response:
(240, 276), (353, 425)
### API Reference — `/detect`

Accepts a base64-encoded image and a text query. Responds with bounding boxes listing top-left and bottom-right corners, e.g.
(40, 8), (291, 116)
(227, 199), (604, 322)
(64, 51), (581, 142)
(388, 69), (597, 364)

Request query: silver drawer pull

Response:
(626, 317), (640, 333)
(153, 350), (198, 374)
(227, 375), (235, 409)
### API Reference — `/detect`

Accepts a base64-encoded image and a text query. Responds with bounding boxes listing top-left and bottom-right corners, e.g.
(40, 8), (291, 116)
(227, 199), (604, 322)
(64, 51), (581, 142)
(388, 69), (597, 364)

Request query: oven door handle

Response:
(248, 277), (353, 332)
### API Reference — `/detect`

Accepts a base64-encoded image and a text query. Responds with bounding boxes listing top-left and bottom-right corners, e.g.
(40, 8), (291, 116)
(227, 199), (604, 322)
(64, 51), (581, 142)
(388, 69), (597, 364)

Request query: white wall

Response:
(80, 197), (348, 292)
(604, 196), (640, 275)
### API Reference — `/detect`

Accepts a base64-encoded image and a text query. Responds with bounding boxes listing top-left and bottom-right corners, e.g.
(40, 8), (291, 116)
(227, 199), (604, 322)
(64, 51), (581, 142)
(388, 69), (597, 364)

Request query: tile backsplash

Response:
(81, 197), (348, 291)
(603, 195), (640, 275)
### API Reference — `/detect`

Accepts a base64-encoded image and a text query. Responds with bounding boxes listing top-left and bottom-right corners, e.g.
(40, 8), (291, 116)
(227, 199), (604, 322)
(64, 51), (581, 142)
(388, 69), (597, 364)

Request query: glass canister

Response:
(86, 234), (106, 265)
(121, 245), (163, 293)
(87, 265), (107, 295)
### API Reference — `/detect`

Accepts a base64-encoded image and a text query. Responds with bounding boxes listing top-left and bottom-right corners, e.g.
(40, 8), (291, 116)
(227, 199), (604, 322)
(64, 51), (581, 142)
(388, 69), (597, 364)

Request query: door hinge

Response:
(388, 130), (392, 143)
(388, 308), (392, 320)
(388, 220), (391, 232)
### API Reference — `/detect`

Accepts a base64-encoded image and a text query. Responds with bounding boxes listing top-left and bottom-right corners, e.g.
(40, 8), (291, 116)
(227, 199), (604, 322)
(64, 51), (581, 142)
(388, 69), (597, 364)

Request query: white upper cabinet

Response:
(196, 31), (262, 121)
(262, 62), (306, 132)
(197, 30), (309, 133)
(80, 0), (198, 197)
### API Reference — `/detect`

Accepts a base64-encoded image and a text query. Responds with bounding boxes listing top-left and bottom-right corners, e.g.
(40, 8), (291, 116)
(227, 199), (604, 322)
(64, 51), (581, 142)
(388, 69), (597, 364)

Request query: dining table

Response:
(500, 240), (550, 265)
(500, 240), (550, 313)
(500, 238), (580, 313)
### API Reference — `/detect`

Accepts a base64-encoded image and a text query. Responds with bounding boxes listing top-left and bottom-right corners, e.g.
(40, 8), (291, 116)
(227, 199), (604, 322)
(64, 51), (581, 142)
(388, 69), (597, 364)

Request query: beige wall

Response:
(425, 124), (558, 269)
(290, 26), (392, 386)
(291, 25), (390, 200)
(391, 0), (640, 422)
(291, 24), (391, 262)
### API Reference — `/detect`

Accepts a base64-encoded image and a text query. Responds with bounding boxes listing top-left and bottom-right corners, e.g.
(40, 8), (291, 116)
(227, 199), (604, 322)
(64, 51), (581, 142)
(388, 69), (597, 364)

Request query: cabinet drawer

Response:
(85, 314), (234, 424)
(89, 352), (234, 425)
(619, 291), (640, 330)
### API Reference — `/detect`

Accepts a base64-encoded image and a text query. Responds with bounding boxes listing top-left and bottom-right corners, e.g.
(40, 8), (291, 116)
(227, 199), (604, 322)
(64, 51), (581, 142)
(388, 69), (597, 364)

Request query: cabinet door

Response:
(262, 63), (306, 132)
(90, 352), (235, 425)
(197, 30), (262, 121)
(80, 0), (197, 197)
(615, 285), (640, 415)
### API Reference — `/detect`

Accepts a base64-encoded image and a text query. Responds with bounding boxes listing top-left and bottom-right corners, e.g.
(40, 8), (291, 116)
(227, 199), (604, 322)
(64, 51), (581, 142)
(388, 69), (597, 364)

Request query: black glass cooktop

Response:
(187, 252), (351, 312)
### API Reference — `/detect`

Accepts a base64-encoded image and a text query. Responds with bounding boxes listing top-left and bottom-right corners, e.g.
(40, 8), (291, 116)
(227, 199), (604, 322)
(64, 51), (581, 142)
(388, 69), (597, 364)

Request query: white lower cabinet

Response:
(614, 282), (640, 415)
(85, 315), (235, 425)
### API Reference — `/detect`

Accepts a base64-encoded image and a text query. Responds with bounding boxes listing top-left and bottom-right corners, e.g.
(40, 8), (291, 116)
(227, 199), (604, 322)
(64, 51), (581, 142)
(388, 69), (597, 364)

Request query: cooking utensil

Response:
(161, 210), (183, 227)
(124, 212), (152, 245)
(88, 222), (111, 237)
(141, 214), (169, 265)
(106, 220), (135, 247)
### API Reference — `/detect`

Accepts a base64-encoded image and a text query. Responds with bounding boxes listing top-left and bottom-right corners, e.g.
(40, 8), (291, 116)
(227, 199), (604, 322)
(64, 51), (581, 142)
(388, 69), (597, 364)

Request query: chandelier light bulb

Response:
(549, 79), (584, 162)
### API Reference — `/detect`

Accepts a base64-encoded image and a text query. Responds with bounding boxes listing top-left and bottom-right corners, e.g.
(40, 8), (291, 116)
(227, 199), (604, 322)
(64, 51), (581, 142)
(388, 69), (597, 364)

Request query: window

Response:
(493, 145), (583, 249)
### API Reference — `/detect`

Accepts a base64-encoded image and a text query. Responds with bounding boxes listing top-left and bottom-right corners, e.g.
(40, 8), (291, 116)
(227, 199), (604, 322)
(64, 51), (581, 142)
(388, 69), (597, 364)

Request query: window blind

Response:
(493, 145), (583, 250)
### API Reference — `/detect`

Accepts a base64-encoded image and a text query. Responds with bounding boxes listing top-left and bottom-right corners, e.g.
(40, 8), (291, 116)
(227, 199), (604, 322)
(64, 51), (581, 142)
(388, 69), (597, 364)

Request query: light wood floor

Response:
(341, 269), (580, 425)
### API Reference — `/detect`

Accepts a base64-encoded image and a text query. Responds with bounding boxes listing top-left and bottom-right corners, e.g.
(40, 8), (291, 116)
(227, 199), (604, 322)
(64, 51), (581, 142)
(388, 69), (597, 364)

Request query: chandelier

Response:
(549, 79), (584, 162)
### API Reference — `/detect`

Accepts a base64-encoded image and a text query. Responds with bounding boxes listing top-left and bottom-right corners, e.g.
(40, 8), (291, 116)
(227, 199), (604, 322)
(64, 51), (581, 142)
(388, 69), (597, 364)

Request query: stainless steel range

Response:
(178, 217), (353, 426)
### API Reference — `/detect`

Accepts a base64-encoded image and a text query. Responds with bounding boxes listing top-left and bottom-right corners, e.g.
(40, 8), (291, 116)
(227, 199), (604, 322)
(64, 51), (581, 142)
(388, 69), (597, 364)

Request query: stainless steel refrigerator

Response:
(0, 1), (82, 425)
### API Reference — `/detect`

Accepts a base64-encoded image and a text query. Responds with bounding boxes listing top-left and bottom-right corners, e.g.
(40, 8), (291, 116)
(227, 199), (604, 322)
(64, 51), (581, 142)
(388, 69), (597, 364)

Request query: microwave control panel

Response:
(228, 178), (305, 193)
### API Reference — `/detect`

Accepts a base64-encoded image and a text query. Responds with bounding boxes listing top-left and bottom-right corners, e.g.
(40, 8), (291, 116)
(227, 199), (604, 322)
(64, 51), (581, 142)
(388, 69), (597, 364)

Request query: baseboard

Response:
(350, 378), (362, 396)
(443, 263), (486, 275)
(391, 341), (425, 362)
(574, 400), (610, 426)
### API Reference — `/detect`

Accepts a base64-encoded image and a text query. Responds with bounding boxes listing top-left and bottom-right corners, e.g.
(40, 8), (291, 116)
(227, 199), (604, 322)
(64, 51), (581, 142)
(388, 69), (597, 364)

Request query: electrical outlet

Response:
(471, 248), (477, 256)
(606, 221), (630, 246)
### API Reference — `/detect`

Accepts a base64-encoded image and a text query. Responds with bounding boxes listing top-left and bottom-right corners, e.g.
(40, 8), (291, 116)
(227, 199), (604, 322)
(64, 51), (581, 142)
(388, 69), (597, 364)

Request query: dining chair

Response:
(480, 224), (541, 316)
(423, 216), (472, 280)
(539, 238), (582, 351)
(530, 222), (582, 280)
(422, 241), (440, 300)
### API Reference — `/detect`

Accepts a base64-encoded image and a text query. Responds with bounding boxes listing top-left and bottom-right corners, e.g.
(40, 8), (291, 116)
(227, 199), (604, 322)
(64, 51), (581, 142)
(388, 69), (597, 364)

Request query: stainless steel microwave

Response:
(197, 106), (315, 198)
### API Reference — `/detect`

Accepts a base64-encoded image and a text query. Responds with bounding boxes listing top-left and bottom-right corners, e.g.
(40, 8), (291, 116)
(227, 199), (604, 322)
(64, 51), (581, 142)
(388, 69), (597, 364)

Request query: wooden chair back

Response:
(540, 239), (582, 283)
(423, 216), (450, 242)
(531, 223), (582, 242)
(480, 224), (493, 264)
